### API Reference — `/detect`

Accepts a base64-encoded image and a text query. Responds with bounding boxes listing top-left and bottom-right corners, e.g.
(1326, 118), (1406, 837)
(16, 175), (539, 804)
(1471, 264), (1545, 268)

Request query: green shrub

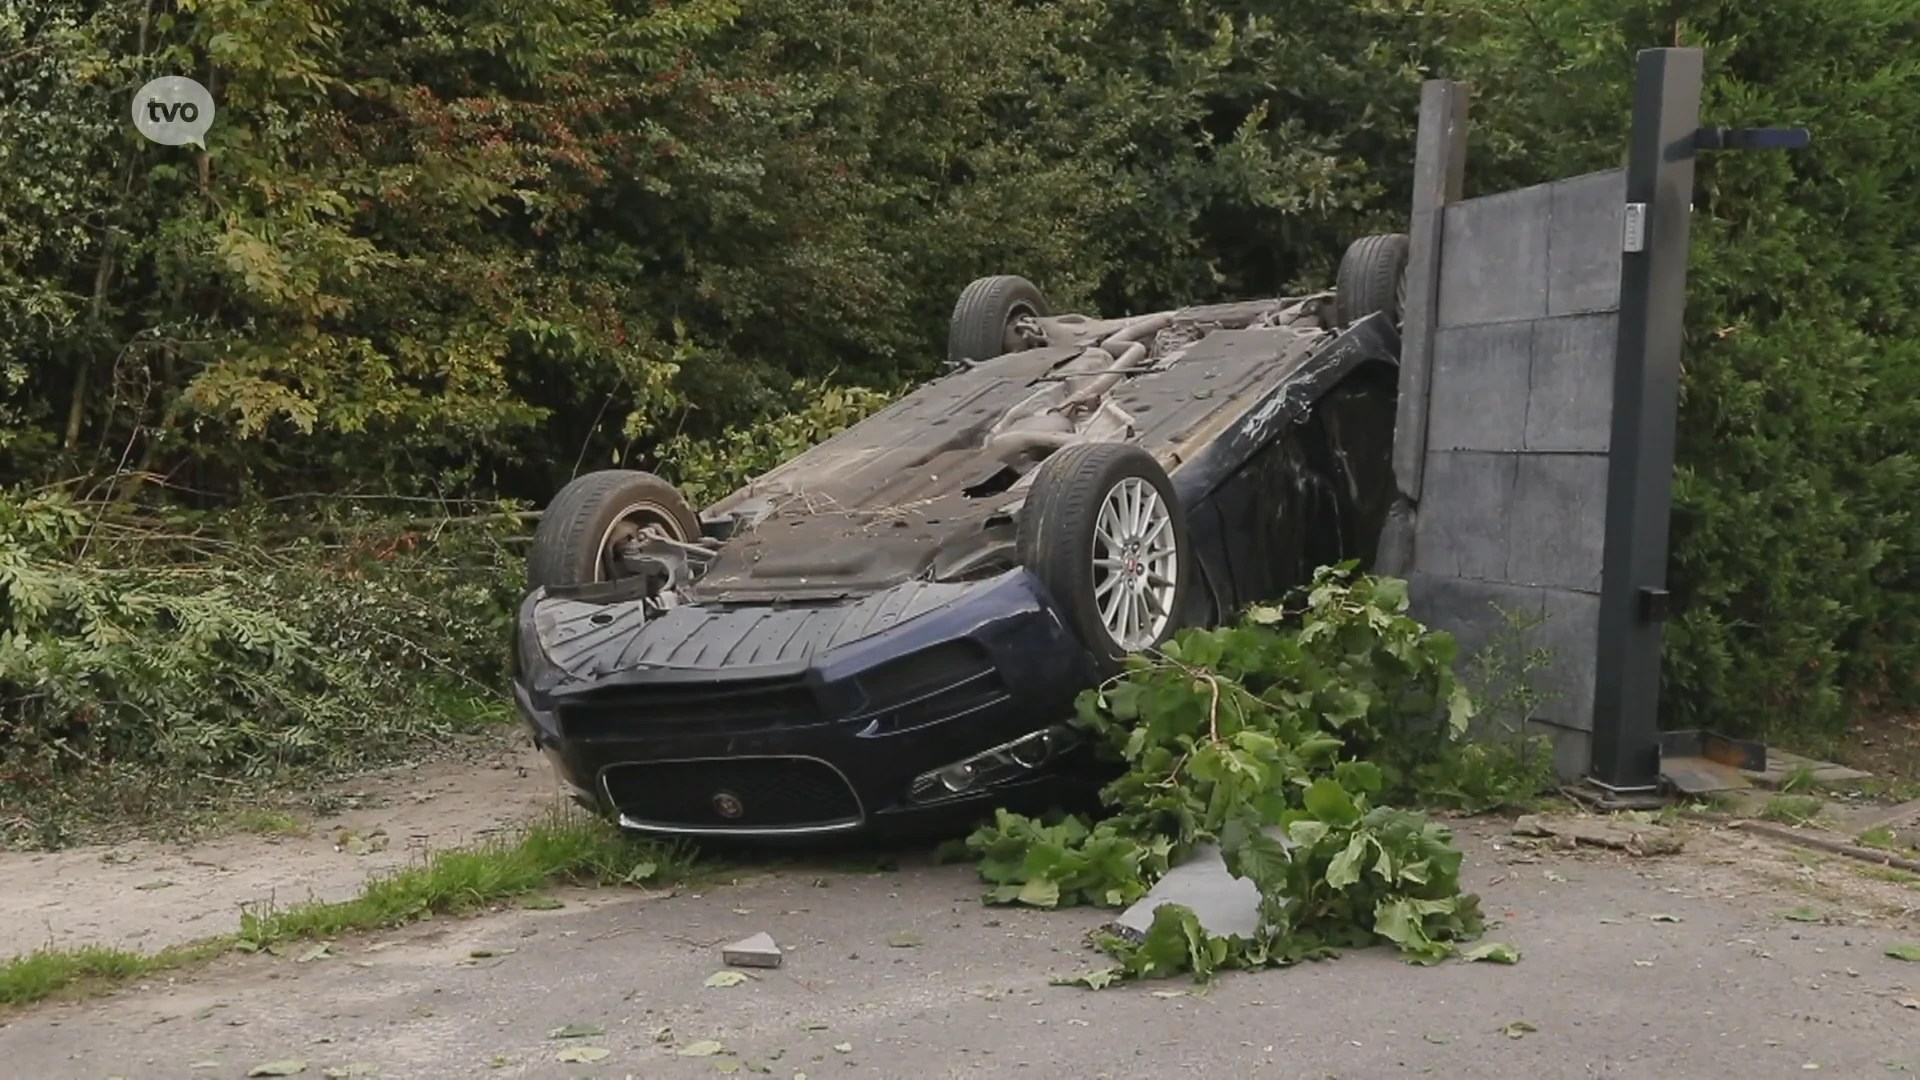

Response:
(0, 491), (523, 798)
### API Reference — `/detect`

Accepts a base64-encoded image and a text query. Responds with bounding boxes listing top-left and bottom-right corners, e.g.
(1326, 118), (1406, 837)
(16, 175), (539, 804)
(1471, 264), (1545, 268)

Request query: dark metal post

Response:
(1377, 79), (1470, 577)
(1587, 48), (1703, 791)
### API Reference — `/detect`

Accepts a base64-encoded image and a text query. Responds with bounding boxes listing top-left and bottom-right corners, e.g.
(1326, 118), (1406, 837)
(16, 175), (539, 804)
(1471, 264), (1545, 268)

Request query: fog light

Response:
(1008, 730), (1054, 769)
(938, 763), (979, 793)
(910, 724), (1080, 804)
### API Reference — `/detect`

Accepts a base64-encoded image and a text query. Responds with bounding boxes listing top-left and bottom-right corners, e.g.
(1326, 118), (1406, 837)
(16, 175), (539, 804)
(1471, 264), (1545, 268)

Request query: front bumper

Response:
(511, 569), (1103, 839)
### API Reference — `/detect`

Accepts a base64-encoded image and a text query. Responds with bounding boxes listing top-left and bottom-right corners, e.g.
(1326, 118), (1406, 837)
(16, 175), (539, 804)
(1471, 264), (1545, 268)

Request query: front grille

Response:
(602, 757), (862, 832)
(557, 676), (822, 740)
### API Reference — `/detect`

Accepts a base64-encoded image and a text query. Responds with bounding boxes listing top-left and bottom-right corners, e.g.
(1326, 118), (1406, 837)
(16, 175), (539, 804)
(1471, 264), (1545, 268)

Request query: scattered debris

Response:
(1736, 819), (1920, 874)
(294, 943), (334, 964)
(1888, 944), (1920, 962)
(1511, 814), (1684, 855)
(548, 1024), (605, 1039)
(247, 1062), (308, 1078)
(320, 1067), (378, 1079)
(886, 932), (923, 948)
(706, 970), (751, 988)
(1648, 913), (1682, 923)
(678, 1040), (727, 1057)
(1501, 1021), (1537, 1039)
(555, 1046), (610, 1064)
(724, 932), (784, 969)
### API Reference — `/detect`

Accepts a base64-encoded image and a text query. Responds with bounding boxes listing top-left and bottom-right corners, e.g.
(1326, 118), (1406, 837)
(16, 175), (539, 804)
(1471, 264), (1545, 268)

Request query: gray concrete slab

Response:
(1406, 573), (1544, 666)
(1506, 455), (1608, 592)
(1534, 588), (1603, 732)
(1412, 451), (1516, 583)
(1427, 321), (1533, 453)
(1547, 170), (1627, 316)
(5, 822), (1918, 1079)
(1437, 185), (1553, 328)
(1525, 313), (1619, 453)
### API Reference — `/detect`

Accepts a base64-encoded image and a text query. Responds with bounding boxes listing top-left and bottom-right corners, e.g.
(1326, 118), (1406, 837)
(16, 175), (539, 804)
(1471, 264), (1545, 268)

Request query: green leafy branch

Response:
(964, 564), (1493, 985)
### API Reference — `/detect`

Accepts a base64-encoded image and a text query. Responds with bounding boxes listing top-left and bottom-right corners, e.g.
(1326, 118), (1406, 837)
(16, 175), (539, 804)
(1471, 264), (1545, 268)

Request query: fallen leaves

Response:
(678, 1040), (727, 1057)
(248, 1062), (307, 1078)
(705, 970), (751, 988)
(548, 1023), (605, 1040)
(555, 1046), (610, 1064)
(1887, 944), (1920, 962)
(1462, 942), (1521, 964)
(294, 943), (335, 964)
(1501, 1021), (1537, 1039)
(885, 932), (923, 948)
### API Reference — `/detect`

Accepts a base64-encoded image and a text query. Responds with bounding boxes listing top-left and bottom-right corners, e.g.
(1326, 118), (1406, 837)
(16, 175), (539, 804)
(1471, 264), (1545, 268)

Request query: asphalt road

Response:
(5, 822), (1918, 1079)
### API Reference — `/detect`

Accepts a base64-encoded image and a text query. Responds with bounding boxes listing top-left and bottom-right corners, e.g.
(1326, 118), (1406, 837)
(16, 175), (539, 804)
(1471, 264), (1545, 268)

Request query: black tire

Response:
(1017, 442), (1191, 672)
(948, 275), (1050, 364)
(528, 469), (702, 590)
(1336, 233), (1410, 327)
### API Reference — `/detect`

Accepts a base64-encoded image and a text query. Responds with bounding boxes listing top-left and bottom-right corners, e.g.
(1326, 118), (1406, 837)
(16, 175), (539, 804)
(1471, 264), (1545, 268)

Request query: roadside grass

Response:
(228, 809), (310, 837)
(0, 811), (702, 1009)
(1760, 794), (1826, 826)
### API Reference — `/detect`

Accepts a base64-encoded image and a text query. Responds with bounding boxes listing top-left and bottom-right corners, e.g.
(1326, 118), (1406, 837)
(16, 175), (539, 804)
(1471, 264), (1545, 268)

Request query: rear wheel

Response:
(528, 469), (702, 590)
(948, 275), (1050, 364)
(1336, 233), (1410, 327)
(1018, 443), (1190, 671)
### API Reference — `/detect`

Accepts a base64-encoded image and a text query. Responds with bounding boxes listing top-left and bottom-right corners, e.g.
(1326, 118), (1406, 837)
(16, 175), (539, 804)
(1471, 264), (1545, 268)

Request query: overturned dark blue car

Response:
(510, 235), (1411, 841)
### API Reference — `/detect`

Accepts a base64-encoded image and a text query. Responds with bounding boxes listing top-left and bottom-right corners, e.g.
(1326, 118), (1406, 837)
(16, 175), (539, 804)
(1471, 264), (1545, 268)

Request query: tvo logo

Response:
(132, 76), (215, 146)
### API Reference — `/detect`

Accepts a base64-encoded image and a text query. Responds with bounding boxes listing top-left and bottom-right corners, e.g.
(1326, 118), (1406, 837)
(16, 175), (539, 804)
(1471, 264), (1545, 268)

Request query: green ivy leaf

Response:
(1302, 779), (1361, 825)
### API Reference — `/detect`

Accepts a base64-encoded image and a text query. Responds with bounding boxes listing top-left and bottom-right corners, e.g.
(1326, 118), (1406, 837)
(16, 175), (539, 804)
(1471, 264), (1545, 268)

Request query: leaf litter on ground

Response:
(1887, 944), (1920, 962)
(547, 1023), (605, 1039)
(555, 1046), (610, 1064)
(705, 970), (751, 987)
(248, 1062), (307, 1077)
(678, 1040), (727, 1057)
(1501, 1021), (1537, 1039)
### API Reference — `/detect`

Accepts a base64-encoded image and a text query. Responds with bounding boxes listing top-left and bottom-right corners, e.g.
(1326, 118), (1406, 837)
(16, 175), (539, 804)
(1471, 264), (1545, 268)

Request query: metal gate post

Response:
(1586, 48), (1704, 792)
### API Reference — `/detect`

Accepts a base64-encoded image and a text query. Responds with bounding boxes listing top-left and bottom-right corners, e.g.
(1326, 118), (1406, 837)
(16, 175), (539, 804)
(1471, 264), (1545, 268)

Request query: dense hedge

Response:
(2, 0), (1914, 762)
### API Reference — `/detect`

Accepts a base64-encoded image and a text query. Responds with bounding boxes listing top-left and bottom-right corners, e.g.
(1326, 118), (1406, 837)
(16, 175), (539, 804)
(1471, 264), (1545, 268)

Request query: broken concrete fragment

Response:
(723, 932), (783, 969)
(1512, 814), (1684, 856)
(1108, 830), (1301, 940)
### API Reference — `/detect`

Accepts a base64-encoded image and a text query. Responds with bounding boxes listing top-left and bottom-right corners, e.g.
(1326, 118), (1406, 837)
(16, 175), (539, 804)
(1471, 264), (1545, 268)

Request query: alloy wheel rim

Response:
(1091, 476), (1178, 651)
(596, 501), (686, 582)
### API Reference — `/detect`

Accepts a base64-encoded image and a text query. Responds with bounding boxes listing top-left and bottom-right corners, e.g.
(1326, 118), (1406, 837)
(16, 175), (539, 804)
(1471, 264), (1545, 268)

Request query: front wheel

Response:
(948, 275), (1050, 364)
(527, 469), (702, 590)
(1017, 442), (1190, 671)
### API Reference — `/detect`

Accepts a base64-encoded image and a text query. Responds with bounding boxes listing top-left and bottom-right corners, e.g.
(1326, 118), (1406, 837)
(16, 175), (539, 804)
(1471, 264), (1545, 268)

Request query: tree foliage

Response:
(0, 0), (1913, 782)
